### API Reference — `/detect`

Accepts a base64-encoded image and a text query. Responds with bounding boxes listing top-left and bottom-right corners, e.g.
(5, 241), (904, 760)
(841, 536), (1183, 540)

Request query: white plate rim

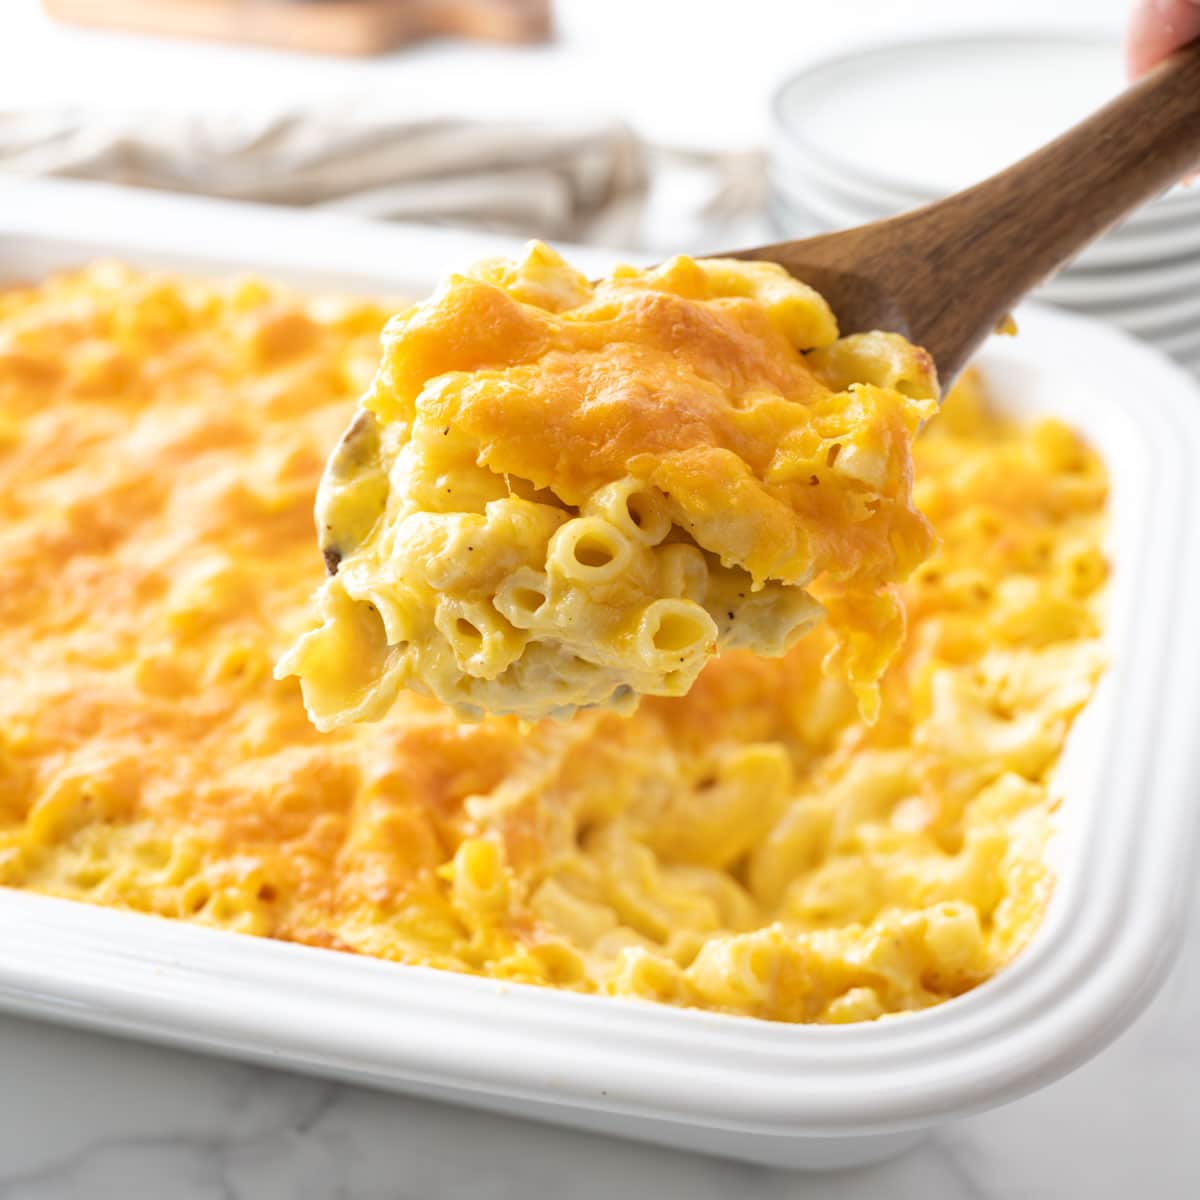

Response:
(770, 32), (1200, 213)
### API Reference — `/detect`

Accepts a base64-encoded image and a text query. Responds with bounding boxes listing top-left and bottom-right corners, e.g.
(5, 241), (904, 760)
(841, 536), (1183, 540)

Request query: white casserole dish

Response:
(1, 178), (1198, 1171)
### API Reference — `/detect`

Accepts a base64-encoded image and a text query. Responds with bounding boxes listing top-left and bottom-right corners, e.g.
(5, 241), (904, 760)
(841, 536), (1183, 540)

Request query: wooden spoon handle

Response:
(893, 37), (1200, 380)
(740, 39), (1200, 388)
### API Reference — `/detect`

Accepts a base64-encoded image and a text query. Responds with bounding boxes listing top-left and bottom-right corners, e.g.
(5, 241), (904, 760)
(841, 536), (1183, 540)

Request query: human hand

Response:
(1128, 0), (1200, 75)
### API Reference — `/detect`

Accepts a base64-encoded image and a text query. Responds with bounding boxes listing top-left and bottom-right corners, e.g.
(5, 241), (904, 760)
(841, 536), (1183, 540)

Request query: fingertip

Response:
(1126, 3), (1162, 78)
(1126, 0), (1200, 78)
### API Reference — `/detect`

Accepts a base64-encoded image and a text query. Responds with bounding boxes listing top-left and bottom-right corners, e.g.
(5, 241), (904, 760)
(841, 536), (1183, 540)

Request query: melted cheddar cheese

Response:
(278, 245), (937, 725)
(0, 265), (1105, 1024)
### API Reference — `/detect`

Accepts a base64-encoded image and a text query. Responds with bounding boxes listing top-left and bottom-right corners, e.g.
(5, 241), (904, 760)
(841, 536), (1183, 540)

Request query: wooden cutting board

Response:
(42, 0), (552, 56)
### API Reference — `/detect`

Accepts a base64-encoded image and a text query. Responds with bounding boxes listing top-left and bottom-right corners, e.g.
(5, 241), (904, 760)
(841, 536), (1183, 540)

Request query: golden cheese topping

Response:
(277, 244), (938, 725)
(0, 266), (1105, 1024)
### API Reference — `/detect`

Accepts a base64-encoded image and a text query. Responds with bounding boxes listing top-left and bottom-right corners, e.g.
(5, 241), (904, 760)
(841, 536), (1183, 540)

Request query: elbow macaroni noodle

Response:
(277, 244), (938, 725)
(0, 265), (1106, 1024)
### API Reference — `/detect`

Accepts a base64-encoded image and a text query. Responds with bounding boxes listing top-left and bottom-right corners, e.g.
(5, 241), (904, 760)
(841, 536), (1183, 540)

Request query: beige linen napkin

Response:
(0, 105), (648, 246)
(0, 103), (767, 253)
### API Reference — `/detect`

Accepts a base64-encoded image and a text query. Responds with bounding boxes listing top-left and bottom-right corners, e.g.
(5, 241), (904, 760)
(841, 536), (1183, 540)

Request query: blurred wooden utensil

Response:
(42, 0), (551, 56)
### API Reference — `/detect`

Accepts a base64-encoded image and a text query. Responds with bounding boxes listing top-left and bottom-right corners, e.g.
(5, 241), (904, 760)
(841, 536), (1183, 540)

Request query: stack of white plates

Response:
(769, 33), (1200, 375)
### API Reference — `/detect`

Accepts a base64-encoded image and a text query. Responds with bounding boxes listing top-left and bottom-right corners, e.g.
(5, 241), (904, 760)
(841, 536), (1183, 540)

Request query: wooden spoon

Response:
(726, 39), (1200, 388)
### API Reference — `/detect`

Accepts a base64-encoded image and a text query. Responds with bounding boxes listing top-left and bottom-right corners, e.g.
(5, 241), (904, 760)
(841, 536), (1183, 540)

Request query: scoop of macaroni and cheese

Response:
(277, 245), (938, 725)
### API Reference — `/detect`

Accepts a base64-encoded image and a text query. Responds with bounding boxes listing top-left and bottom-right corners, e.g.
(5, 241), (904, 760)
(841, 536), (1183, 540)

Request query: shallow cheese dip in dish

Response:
(0, 261), (1106, 1025)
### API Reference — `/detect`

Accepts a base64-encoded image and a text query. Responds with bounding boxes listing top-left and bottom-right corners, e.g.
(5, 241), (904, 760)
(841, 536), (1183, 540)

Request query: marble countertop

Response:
(0, 876), (1195, 1198)
(3, 1), (1197, 1196)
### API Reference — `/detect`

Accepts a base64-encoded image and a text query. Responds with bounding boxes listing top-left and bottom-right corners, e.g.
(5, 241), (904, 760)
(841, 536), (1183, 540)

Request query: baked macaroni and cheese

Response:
(277, 245), (937, 725)
(0, 264), (1106, 1024)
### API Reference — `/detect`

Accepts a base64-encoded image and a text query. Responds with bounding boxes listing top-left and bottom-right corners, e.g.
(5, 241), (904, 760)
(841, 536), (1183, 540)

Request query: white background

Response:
(1, 0), (1128, 147)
